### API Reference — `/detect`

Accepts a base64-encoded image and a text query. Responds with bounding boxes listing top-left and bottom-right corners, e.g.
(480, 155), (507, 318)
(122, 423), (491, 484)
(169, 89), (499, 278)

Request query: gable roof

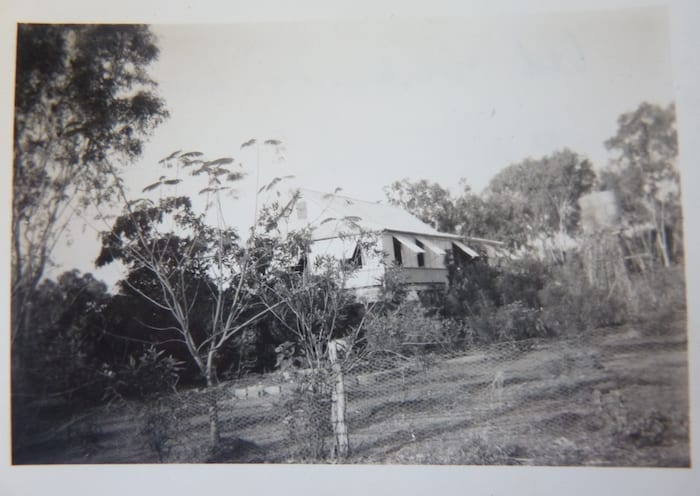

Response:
(295, 189), (460, 240)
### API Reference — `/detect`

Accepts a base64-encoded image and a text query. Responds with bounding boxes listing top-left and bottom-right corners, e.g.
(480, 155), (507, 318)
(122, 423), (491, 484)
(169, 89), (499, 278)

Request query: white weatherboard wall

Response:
(307, 233), (385, 290)
(263, 187), (480, 293)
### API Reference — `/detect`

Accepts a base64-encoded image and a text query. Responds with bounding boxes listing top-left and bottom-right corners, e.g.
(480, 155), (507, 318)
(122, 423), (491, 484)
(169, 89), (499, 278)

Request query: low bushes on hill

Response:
(365, 303), (470, 357)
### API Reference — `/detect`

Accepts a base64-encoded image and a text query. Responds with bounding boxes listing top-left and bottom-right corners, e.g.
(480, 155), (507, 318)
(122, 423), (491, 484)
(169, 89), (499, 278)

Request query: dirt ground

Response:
(348, 326), (690, 466)
(15, 312), (690, 466)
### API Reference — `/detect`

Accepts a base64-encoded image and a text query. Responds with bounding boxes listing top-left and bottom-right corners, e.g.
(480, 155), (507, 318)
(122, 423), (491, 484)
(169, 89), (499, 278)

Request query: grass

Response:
(14, 310), (690, 466)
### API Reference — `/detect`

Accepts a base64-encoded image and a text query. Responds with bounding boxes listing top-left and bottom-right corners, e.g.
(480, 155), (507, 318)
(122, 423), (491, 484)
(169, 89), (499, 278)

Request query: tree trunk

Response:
(205, 351), (220, 446)
(328, 340), (349, 460)
(656, 230), (671, 268)
(657, 200), (671, 267)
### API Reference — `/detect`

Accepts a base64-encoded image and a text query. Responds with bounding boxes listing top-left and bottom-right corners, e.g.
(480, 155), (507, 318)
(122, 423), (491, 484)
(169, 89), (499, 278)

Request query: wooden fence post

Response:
(328, 340), (349, 460)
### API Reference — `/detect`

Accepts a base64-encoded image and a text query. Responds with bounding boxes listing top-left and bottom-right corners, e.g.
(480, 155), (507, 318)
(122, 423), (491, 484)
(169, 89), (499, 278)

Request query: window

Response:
(393, 234), (426, 266)
(345, 243), (363, 268)
(293, 254), (308, 273)
(392, 236), (403, 265)
(415, 239), (425, 267)
(416, 237), (446, 256)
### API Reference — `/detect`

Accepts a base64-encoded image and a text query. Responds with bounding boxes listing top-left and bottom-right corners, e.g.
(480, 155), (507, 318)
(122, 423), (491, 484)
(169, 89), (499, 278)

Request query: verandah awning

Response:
(415, 237), (446, 256)
(392, 234), (426, 254)
(452, 240), (480, 258)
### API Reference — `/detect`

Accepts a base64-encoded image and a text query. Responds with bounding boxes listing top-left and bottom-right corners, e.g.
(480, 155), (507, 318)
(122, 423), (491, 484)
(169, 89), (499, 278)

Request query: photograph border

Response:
(1, 1), (698, 495)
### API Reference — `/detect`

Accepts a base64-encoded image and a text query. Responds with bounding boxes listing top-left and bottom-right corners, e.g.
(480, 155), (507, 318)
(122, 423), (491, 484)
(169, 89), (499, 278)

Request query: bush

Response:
(442, 257), (548, 326)
(495, 257), (549, 307)
(468, 302), (547, 342)
(444, 260), (501, 318)
(365, 303), (470, 356)
(626, 266), (687, 335)
(538, 255), (630, 334)
(104, 346), (185, 401)
(540, 280), (628, 334)
(538, 249), (686, 336)
(282, 370), (333, 462)
(616, 410), (670, 448)
(138, 396), (181, 462)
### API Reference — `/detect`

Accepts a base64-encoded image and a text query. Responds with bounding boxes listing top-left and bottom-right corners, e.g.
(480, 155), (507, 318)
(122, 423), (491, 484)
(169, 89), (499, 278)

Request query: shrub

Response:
(468, 302), (547, 342)
(444, 260), (501, 318)
(538, 249), (686, 336)
(626, 266), (687, 335)
(138, 396), (181, 462)
(442, 256), (549, 319)
(365, 303), (470, 356)
(538, 258), (630, 334)
(495, 257), (549, 307)
(617, 410), (670, 448)
(377, 263), (410, 310)
(540, 281), (628, 334)
(282, 370), (333, 461)
(105, 346), (185, 401)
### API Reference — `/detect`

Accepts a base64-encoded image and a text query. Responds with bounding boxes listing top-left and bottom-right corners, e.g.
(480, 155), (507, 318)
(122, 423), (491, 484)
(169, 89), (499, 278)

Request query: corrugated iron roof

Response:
(297, 188), (454, 239)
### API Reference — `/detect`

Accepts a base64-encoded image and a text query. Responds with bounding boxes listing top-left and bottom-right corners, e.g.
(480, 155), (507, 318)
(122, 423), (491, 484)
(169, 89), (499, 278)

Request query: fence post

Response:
(328, 340), (349, 460)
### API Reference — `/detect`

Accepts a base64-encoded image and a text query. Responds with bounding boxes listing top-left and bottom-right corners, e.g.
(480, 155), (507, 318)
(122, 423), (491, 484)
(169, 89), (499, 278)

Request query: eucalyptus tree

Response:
(601, 102), (681, 266)
(384, 179), (464, 233)
(12, 24), (168, 344)
(486, 149), (596, 239)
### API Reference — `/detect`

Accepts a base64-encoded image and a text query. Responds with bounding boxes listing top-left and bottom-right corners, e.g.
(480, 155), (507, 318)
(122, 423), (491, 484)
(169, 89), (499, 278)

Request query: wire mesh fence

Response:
(15, 324), (690, 466)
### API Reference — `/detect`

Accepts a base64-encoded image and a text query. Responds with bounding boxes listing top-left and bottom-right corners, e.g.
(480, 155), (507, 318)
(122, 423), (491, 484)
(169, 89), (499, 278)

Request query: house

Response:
(269, 188), (491, 299)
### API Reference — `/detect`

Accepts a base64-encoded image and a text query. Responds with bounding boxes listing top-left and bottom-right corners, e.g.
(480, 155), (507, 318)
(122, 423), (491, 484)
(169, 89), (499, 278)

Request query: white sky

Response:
(48, 7), (676, 284)
(144, 10), (673, 196)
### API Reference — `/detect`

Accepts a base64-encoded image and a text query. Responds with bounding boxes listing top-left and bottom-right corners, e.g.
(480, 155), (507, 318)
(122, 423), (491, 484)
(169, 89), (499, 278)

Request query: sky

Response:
(48, 7), (675, 285)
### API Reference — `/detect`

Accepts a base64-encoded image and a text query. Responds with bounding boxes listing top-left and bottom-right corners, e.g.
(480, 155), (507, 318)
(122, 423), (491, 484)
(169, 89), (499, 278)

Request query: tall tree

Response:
(384, 179), (462, 232)
(601, 102), (681, 266)
(12, 24), (168, 344)
(485, 149), (596, 250)
(383, 178), (491, 237)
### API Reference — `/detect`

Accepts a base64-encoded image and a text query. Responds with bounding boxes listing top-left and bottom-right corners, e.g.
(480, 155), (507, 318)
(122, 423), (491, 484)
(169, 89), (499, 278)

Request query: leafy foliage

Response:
(384, 178), (494, 238)
(107, 347), (185, 401)
(443, 257), (547, 318)
(600, 102), (681, 265)
(261, 255), (367, 369)
(365, 302), (468, 356)
(12, 24), (168, 346)
(282, 370), (334, 461)
(96, 148), (300, 444)
(384, 152), (595, 253)
(468, 302), (547, 342)
(484, 149), (596, 247)
(15, 270), (112, 402)
(384, 179), (465, 232)
(97, 190), (257, 387)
